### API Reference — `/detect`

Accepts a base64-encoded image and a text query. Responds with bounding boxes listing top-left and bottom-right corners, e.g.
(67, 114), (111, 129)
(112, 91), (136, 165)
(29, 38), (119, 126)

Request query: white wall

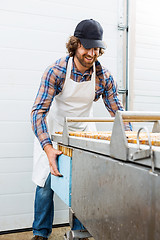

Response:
(129, 0), (160, 131)
(0, 0), (125, 231)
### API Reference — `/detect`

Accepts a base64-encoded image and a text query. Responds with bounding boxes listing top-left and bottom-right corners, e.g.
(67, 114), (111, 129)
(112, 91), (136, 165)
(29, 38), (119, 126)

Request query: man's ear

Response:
(77, 42), (81, 48)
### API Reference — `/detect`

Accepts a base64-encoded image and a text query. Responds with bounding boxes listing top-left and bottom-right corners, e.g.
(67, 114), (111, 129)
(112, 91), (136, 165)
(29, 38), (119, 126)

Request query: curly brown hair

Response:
(66, 36), (105, 57)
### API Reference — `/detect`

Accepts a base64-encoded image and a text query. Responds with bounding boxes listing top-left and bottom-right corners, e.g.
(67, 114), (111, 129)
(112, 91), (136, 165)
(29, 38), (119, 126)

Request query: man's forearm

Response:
(44, 144), (53, 155)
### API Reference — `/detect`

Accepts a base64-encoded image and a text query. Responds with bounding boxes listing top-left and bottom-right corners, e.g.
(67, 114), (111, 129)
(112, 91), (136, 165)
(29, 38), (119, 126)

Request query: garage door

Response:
(0, 0), (126, 231)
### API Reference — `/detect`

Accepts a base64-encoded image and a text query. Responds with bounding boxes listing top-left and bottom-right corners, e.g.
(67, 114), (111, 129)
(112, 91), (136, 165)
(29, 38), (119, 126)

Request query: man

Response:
(31, 19), (129, 240)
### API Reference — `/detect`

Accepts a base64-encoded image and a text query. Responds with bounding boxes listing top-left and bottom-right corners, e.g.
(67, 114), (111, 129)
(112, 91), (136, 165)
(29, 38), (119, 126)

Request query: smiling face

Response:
(74, 43), (100, 73)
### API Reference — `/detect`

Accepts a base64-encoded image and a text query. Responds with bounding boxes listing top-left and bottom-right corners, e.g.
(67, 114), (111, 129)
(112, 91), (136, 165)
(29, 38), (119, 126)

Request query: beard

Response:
(75, 51), (98, 69)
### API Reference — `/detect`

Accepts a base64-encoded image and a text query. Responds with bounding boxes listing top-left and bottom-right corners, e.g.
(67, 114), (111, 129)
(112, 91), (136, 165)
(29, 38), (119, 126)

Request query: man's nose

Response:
(87, 48), (95, 56)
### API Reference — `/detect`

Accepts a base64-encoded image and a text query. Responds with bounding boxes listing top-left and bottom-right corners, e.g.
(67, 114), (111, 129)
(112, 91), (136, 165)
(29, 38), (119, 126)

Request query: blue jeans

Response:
(33, 174), (54, 238)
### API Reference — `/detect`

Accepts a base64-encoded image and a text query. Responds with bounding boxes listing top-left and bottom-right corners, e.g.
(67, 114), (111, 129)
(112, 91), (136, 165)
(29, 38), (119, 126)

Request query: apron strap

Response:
(65, 57), (72, 82)
(92, 62), (95, 91)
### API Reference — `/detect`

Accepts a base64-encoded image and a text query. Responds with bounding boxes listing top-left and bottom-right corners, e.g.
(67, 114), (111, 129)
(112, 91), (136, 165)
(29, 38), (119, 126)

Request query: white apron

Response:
(32, 57), (96, 187)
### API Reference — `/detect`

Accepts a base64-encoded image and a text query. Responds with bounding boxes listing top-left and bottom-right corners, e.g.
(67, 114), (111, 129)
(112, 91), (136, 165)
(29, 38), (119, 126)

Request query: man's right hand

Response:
(44, 144), (63, 177)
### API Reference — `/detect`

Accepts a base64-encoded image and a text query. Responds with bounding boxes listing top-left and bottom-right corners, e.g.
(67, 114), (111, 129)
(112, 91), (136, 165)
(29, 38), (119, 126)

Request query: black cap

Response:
(74, 19), (106, 49)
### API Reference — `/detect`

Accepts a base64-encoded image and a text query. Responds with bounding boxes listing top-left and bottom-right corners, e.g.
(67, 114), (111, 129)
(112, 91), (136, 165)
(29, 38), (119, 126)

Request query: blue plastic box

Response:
(51, 154), (72, 207)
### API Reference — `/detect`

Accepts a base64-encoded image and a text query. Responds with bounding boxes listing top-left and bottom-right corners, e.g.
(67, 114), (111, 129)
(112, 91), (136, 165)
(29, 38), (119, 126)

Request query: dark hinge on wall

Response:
(118, 89), (128, 95)
(117, 24), (129, 31)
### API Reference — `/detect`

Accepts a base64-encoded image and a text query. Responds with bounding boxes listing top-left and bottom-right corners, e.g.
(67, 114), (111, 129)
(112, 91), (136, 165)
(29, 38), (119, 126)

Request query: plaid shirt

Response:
(31, 55), (125, 149)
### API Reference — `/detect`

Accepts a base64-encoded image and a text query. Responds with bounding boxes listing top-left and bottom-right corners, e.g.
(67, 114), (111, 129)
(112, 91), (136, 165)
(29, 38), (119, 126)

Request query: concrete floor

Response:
(0, 226), (70, 240)
(0, 227), (94, 240)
